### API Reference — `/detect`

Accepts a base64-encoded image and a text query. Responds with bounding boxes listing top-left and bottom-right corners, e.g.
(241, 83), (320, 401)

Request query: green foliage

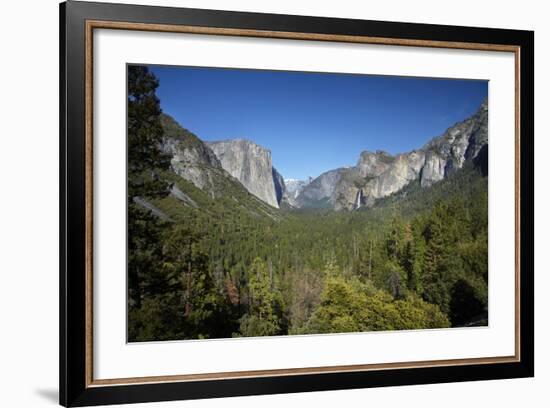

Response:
(237, 315), (279, 337)
(237, 258), (281, 337)
(298, 275), (449, 334)
(127, 65), (172, 312)
(449, 278), (486, 326)
(163, 226), (223, 334)
(128, 292), (185, 342)
(129, 223), (237, 341)
(127, 65), (171, 201)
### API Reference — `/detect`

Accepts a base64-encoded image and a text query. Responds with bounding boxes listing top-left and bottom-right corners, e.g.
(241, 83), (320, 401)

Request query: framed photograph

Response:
(60, 1), (534, 406)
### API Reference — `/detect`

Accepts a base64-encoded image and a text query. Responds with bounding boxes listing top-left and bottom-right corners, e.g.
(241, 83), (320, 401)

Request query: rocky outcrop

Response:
(285, 178), (309, 196)
(421, 98), (487, 183)
(161, 114), (223, 192)
(420, 150), (446, 187)
(272, 168), (286, 205)
(299, 99), (489, 210)
(356, 150), (395, 178)
(295, 169), (344, 208)
(133, 196), (172, 222)
(206, 139), (280, 208)
(170, 185), (199, 208)
(282, 178), (310, 207)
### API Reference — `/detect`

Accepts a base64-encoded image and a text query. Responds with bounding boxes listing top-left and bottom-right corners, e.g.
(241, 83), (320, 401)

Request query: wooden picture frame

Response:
(60, 1), (534, 406)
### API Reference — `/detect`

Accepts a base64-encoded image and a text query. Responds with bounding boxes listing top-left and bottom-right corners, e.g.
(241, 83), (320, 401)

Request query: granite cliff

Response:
(206, 139), (282, 208)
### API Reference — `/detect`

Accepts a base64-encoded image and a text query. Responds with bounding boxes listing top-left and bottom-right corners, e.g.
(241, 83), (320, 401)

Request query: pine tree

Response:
(127, 65), (171, 310)
(402, 221), (425, 294)
(421, 202), (464, 314)
(385, 212), (404, 261)
(127, 65), (171, 198)
(238, 257), (280, 337)
(163, 225), (209, 316)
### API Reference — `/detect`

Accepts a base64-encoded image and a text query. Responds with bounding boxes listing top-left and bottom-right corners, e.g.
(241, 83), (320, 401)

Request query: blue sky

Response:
(149, 65), (487, 181)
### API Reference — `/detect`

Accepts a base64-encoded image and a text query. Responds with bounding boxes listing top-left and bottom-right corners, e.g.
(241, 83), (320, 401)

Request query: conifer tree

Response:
(421, 202), (464, 314)
(127, 65), (171, 310)
(238, 257), (280, 337)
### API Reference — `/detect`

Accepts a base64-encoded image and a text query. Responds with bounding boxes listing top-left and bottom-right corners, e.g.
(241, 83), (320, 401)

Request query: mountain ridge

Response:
(160, 98), (488, 211)
(296, 98), (488, 210)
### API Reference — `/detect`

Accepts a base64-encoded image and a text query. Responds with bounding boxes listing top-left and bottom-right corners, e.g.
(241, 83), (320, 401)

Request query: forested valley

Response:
(128, 66), (488, 342)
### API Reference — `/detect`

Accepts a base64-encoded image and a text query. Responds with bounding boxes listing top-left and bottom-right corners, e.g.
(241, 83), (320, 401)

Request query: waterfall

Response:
(355, 189), (363, 210)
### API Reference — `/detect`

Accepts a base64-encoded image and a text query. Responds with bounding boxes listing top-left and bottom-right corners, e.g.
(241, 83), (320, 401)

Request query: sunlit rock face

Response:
(206, 139), (281, 208)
